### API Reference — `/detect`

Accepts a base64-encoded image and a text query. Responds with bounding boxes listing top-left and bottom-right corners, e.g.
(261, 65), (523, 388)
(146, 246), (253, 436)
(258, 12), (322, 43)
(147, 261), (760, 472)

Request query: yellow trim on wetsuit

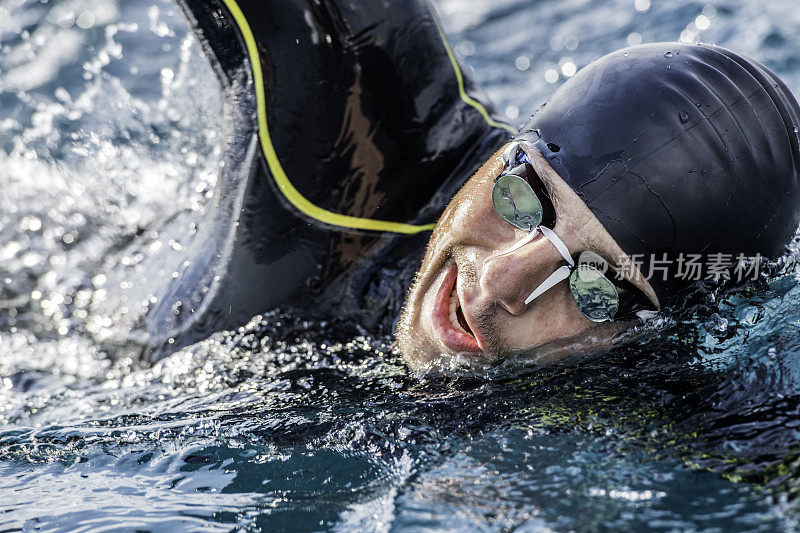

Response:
(429, 9), (517, 135)
(219, 0), (513, 234)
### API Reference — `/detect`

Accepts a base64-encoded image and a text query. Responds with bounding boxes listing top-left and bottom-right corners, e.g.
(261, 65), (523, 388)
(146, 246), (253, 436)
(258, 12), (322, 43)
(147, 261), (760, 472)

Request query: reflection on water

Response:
(2, 0), (800, 530)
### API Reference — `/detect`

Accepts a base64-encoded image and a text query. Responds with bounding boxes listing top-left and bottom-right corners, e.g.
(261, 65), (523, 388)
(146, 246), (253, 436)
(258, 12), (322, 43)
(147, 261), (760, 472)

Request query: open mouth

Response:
(449, 284), (475, 337)
(431, 264), (482, 353)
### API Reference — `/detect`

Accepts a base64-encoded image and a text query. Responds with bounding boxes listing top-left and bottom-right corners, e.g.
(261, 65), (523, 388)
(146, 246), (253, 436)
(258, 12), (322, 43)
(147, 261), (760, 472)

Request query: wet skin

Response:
(396, 141), (659, 369)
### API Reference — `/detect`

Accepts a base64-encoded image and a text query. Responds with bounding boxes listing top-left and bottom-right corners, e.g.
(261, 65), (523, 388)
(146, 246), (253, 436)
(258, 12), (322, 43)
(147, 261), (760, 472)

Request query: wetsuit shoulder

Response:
(142, 0), (511, 357)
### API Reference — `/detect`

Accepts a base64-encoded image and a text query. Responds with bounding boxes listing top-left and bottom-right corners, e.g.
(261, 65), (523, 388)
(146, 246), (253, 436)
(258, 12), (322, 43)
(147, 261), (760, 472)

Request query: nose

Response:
(480, 231), (568, 315)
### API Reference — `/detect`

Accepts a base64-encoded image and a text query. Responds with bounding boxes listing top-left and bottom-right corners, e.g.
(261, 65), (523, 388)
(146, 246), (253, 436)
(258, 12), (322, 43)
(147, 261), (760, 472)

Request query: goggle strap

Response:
(496, 227), (539, 257)
(524, 265), (572, 305)
(501, 142), (520, 166)
(538, 225), (574, 267)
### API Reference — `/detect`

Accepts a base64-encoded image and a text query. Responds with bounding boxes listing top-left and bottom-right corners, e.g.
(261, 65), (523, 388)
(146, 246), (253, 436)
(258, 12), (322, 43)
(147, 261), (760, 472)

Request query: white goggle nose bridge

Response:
(498, 142), (575, 306)
(501, 141), (521, 167)
(495, 141), (620, 322)
(496, 225), (575, 305)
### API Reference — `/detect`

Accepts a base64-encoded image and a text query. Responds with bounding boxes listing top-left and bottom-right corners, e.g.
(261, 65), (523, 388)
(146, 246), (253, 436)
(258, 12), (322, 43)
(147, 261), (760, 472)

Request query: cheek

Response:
(445, 179), (516, 245)
(432, 149), (510, 245)
(500, 285), (593, 350)
(449, 182), (486, 223)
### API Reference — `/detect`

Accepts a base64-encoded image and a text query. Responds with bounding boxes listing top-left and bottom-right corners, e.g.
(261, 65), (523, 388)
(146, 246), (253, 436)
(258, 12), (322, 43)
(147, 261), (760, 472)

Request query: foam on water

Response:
(3, 0), (800, 530)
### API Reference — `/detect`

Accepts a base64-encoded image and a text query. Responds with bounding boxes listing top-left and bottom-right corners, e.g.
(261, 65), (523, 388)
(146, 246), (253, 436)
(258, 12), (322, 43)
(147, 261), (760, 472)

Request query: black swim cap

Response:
(518, 42), (800, 303)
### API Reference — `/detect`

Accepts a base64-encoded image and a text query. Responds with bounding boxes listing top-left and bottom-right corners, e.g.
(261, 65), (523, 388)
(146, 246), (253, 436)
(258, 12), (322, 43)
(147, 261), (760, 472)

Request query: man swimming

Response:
(396, 43), (800, 367)
(119, 1), (800, 366)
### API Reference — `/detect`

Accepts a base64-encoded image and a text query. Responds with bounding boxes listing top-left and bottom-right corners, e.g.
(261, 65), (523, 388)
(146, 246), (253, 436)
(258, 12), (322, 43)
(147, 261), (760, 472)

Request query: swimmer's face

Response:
(396, 141), (658, 369)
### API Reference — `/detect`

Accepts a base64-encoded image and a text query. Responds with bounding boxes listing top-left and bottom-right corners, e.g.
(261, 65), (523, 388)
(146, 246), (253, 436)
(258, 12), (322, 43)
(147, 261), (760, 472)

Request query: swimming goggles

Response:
(492, 142), (621, 322)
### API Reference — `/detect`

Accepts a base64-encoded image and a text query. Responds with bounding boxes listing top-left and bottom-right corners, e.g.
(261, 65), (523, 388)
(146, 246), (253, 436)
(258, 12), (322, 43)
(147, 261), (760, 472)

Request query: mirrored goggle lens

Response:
(492, 174), (543, 231)
(568, 265), (620, 322)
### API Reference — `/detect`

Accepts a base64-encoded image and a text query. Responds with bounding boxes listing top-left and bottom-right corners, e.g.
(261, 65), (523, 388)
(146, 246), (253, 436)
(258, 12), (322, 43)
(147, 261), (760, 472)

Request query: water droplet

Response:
(626, 32), (642, 47)
(546, 142), (561, 153)
(695, 102), (702, 108)
(564, 35), (579, 51)
(560, 58), (577, 77)
(679, 111), (690, 123)
(664, 51), (673, 58)
(457, 41), (475, 57)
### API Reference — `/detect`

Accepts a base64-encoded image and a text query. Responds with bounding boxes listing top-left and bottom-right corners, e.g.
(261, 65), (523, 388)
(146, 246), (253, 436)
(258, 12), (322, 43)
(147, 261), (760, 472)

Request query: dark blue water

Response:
(2, 0), (800, 530)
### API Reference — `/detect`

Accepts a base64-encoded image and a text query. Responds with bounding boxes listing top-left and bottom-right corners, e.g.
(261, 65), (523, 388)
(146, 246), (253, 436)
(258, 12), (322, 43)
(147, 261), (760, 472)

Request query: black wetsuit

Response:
(137, 0), (509, 357)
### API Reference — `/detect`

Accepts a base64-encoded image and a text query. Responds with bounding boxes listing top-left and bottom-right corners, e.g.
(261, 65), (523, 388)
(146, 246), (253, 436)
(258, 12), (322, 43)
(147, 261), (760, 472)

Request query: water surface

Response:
(2, 0), (800, 530)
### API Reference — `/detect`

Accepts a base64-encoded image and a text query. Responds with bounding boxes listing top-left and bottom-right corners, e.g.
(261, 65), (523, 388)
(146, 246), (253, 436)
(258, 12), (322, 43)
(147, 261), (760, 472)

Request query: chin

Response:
(394, 305), (437, 370)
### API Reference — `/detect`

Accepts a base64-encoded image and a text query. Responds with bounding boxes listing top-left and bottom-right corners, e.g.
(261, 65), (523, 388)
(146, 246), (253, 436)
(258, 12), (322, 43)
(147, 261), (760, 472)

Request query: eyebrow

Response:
(537, 168), (559, 202)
